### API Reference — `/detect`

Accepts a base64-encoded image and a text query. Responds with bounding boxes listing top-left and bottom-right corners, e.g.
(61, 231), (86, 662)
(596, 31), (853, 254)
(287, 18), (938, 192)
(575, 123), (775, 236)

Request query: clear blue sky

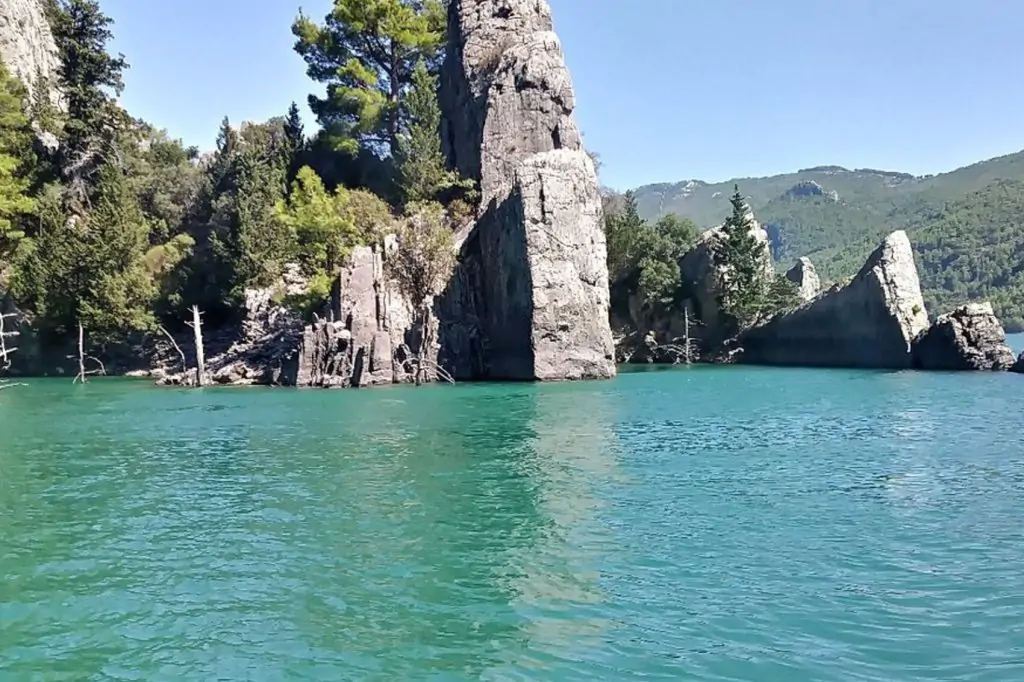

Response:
(102, 0), (1024, 191)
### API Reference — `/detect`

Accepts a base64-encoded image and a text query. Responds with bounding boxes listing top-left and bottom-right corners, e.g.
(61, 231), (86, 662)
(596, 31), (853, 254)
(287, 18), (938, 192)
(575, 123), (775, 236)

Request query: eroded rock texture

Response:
(291, 244), (418, 388)
(0, 0), (59, 98)
(739, 231), (930, 368)
(438, 0), (614, 381)
(786, 257), (821, 302)
(912, 302), (1016, 371)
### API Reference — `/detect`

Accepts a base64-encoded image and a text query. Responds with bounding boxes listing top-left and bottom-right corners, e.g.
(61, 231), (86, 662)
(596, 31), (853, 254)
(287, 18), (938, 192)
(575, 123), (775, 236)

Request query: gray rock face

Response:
(1011, 353), (1024, 375)
(785, 257), (821, 301)
(290, 244), (417, 388)
(912, 302), (1016, 371)
(438, 0), (614, 381)
(740, 230), (930, 368)
(0, 0), (60, 102)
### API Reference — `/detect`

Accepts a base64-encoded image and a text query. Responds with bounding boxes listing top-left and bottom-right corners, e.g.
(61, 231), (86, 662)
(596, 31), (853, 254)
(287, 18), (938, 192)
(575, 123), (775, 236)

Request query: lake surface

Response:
(1, 365), (1023, 681)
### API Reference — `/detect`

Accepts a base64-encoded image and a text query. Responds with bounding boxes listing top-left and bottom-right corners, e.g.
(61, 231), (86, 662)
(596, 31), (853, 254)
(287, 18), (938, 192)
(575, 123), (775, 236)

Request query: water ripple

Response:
(1, 371), (1023, 680)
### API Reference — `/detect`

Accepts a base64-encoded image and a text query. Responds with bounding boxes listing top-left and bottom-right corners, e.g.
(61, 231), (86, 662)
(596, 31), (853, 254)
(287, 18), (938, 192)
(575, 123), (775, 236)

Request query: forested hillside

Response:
(629, 150), (1024, 330)
(0, 0), (472, 362)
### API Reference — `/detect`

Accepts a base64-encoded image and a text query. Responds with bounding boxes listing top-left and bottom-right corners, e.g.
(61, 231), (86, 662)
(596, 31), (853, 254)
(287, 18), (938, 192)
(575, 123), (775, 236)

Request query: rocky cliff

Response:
(437, 0), (615, 381)
(739, 231), (930, 368)
(785, 257), (821, 302)
(911, 303), (1016, 371)
(0, 0), (60, 100)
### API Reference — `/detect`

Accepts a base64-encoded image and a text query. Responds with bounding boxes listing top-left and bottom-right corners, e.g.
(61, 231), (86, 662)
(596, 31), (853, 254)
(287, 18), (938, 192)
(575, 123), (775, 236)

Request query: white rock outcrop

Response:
(739, 230), (930, 368)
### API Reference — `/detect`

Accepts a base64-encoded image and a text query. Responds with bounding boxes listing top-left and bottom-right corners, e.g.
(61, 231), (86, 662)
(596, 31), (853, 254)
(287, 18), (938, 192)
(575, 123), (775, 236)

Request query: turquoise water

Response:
(1, 366), (1023, 681)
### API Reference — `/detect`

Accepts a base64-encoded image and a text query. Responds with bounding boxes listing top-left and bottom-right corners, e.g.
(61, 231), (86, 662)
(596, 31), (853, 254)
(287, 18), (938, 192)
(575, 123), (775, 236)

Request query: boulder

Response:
(437, 0), (614, 381)
(739, 230), (930, 368)
(785, 257), (821, 301)
(912, 303), (1016, 371)
(1011, 353), (1024, 375)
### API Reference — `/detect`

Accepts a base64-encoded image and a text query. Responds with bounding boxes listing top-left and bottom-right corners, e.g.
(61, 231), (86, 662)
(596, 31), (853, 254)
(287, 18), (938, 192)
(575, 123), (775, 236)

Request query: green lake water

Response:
(2, 360), (1023, 680)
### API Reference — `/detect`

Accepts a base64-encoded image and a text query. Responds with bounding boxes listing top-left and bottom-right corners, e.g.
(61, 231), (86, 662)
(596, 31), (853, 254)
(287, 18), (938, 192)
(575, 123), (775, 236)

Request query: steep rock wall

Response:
(0, 0), (60, 100)
(438, 0), (614, 381)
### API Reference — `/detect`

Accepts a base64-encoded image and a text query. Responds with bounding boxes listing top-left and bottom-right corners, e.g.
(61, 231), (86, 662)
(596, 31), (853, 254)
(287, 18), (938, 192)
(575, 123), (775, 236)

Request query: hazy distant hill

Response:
(627, 149), (1024, 330)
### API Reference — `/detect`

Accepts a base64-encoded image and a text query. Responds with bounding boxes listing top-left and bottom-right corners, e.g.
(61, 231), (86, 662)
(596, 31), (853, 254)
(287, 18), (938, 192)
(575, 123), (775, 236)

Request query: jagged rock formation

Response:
(438, 0), (615, 381)
(158, 246), (422, 388)
(291, 243), (417, 387)
(739, 231), (930, 368)
(0, 0), (60, 102)
(912, 303), (1016, 371)
(786, 257), (821, 301)
(783, 180), (839, 202)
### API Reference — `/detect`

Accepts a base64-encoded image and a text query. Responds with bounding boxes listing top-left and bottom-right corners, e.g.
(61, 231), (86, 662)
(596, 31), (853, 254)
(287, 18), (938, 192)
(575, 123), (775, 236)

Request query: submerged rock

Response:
(438, 0), (615, 381)
(912, 303), (1016, 371)
(785, 257), (821, 301)
(739, 230), (930, 368)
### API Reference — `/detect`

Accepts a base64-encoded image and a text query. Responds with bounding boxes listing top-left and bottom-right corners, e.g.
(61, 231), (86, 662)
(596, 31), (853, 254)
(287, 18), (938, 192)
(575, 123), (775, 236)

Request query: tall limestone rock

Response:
(0, 0), (60, 101)
(438, 0), (615, 381)
(785, 257), (821, 302)
(739, 231), (930, 369)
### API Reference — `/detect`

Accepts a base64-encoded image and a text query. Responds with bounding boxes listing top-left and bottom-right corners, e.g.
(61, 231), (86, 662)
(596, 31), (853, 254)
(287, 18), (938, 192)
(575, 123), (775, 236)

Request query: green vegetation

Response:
(291, 0), (446, 157)
(630, 151), (1024, 331)
(604, 190), (699, 308)
(0, 0), (473, 360)
(711, 186), (770, 326)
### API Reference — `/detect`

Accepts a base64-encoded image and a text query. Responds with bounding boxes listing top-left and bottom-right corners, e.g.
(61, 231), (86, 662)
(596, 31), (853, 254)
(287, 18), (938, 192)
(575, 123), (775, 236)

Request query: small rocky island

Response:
(615, 217), (1022, 374)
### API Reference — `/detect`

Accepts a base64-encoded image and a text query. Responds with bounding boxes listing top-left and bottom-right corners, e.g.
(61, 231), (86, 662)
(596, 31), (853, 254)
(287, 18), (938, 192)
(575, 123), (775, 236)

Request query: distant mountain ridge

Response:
(627, 148), (1024, 329)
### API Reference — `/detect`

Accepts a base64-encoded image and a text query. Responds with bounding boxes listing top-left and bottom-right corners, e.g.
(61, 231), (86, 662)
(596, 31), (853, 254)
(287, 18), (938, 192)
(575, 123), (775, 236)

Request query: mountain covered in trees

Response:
(626, 150), (1024, 330)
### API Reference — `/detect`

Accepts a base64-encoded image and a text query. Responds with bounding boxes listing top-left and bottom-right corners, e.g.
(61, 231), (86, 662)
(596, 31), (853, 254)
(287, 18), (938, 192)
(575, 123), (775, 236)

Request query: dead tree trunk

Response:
(0, 312), (23, 390)
(73, 322), (106, 383)
(190, 306), (206, 387)
(75, 322), (86, 383)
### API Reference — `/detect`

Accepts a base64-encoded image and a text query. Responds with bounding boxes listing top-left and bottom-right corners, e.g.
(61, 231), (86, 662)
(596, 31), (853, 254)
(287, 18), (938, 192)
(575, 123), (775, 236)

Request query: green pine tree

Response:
(13, 162), (154, 340)
(292, 0), (446, 156)
(283, 101), (306, 184)
(0, 62), (37, 261)
(396, 59), (471, 205)
(48, 0), (128, 164)
(711, 184), (770, 327)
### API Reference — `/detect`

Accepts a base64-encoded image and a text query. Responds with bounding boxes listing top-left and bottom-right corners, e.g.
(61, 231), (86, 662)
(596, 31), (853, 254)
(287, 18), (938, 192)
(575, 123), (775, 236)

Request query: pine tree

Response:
(396, 59), (469, 205)
(14, 163), (154, 339)
(276, 165), (361, 276)
(292, 0), (446, 156)
(0, 62), (37, 260)
(283, 102), (306, 184)
(47, 0), (130, 205)
(604, 190), (647, 283)
(711, 185), (770, 326)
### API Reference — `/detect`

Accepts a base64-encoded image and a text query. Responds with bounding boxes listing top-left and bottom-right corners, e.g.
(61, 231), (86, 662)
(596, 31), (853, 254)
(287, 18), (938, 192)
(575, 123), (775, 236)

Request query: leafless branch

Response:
(157, 324), (189, 376)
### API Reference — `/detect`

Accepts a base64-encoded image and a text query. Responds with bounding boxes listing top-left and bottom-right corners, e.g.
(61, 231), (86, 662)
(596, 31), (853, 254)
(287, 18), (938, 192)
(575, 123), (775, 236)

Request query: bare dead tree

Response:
(653, 308), (705, 365)
(72, 322), (106, 384)
(0, 312), (25, 390)
(157, 324), (193, 386)
(186, 306), (207, 387)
